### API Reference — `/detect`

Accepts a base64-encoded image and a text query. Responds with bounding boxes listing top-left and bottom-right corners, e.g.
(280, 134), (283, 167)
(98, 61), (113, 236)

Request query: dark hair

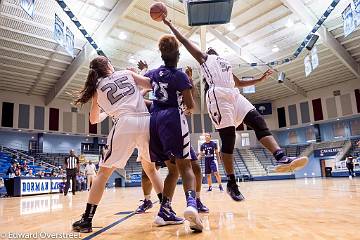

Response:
(75, 56), (111, 105)
(158, 35), (179, 67)
(206, 47), (219, 56)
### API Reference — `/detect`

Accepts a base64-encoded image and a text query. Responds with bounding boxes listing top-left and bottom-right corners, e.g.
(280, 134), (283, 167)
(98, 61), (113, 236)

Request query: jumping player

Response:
(71, 56), (164, 233)
(163, 19), (309, 202)
(198, 133), (224, 192)
(145, 35), (203, 231)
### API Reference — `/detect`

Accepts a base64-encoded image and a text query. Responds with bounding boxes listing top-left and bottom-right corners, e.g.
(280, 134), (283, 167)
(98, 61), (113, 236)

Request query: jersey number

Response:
(152, 82), (168, 102)
(100, 76), (135, 105)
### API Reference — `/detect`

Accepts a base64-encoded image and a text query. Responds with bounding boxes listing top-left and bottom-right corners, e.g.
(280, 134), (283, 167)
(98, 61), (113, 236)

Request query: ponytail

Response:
(74, 56), (111, 105)
(74, 69), (98, 105)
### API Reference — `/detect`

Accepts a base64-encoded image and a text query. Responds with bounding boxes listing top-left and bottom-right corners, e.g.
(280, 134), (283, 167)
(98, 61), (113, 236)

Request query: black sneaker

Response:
(207, 186), (212, 192)
(226, 182), (245, 202)
(72, 215), (92, 233)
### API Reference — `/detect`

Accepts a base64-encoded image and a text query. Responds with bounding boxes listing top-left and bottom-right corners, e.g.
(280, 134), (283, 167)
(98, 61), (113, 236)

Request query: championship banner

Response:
(304, 55), (312, 77)
(20, 0), (35, 18)
(65, 26), (75, 57)
(342, 4), (355, 37)
(54, 14), (64, 46)
(311, 46), (319, 71)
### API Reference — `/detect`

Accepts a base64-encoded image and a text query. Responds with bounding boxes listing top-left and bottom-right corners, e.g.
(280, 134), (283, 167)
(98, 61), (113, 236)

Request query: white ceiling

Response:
(0, 0), (359, 104)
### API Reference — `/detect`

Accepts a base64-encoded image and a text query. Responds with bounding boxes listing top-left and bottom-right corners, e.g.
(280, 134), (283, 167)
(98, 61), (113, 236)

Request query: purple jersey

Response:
(200, 141), (218, 161)
(145, 66), (192, 111)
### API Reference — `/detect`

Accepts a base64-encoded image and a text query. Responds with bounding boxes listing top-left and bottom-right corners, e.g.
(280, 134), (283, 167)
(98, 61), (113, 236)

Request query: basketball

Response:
(150, 2), (167, 22)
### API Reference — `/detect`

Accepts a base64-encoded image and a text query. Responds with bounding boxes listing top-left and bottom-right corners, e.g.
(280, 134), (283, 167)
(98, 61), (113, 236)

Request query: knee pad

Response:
(219, 126), (236, 154)
(243, 109), (272, 140)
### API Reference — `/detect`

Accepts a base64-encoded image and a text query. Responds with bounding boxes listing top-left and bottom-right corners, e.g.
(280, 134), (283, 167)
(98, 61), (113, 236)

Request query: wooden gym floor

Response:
(0, 178), (360, 240)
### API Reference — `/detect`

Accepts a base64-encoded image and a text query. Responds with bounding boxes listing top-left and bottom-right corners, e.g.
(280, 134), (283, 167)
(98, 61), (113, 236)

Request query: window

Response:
(351, 119), (360, 136)
(288, 131), (298, 144)
(241, 133), (250, 147)
(333, 122), (345, 138)
(306, 127), (316, 142)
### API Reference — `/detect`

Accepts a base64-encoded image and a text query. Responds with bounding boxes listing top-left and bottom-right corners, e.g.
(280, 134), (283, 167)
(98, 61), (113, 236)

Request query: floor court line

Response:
(82, 200), (159, 240)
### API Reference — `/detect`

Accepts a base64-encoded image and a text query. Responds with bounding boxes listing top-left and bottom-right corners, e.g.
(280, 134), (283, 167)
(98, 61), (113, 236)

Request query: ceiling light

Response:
(286, 18), (294, 28)
(227, 23), (236, 31)
(94, 0), (104, 7)
(272, 46), (280, 53)
(118, 32), (127, 40)
(128, 57), (136, 64)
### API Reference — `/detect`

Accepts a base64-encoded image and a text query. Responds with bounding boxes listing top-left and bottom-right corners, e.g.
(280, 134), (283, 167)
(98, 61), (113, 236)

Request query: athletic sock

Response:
(227, 174), (236, 184)
(84, 203), (97, 220)
(161, 196), (170, 206)
(144, 195), (151, 201)
(196, 192), (200, 199)
(185, 190), (196, 200)
(157, 193), (163, 202)
(273, 149), (285, 161)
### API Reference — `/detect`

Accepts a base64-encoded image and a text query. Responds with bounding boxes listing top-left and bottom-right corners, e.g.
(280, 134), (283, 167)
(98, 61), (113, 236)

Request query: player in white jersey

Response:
(72, 56), (164, 233)
(163, 19), (308, 201)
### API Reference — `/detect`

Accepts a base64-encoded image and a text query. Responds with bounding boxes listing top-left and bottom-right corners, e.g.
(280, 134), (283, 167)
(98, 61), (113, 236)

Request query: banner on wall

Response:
(254, 103), (272, 115)
(65, 27), (74, 57)
(20, 0), (35, 18)
(314, 147), (343, 158)
(342, 4), (356, 37)
(128, 173), (142, 183)
(54, 14), (64, 46)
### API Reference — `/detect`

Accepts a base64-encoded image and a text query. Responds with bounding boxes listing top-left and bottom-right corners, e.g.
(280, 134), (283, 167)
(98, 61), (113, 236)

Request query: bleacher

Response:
(33, 153), (68, 167)
(124, 151), (142, 174)
(347, 138), (360, 158)
(0, 151), (47, 177)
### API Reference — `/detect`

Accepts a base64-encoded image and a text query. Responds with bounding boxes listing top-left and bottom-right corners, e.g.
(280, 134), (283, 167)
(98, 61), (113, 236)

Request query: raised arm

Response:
(234, 69), (273, 88)
(164, 19), (207, 64)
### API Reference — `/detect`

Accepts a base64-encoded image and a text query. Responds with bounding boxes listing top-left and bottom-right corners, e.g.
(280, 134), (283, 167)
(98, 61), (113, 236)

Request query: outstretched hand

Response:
(137, 60), (148, 71)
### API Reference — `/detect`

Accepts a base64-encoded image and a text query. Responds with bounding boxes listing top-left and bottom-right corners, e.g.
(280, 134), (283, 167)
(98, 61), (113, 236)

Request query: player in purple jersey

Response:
(199, 133), (223, 192)
(145, 35), (203, 231)
(163, 18), (308, 202)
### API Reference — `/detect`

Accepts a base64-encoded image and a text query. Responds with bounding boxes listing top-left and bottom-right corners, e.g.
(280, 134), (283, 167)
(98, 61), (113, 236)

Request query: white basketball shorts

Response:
(100, 114), (151, 169)
(206, 86), (255, 130)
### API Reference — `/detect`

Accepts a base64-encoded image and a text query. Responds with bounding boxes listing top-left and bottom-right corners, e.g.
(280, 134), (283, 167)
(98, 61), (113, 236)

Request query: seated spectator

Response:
(22, 165), (29, 175)
(6, 162), (17, 177)
(36, 171), (45, 178)
(21, 160), (28, 171)
(15, 169), (21, 177)
(25, 169), (35, 177)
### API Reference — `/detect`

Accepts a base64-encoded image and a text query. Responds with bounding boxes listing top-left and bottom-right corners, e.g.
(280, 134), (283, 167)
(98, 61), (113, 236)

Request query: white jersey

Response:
(96, 71), (148, 119)
(200, 54), (235, 88)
